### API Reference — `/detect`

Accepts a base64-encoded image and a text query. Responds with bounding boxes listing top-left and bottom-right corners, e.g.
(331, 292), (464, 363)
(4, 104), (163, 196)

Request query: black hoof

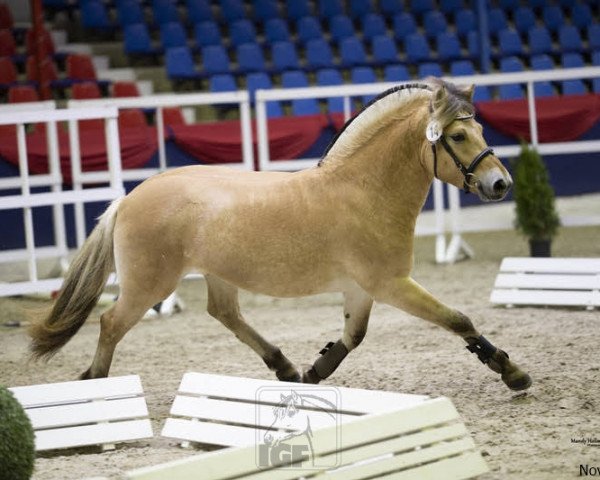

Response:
(503, 371), (532, 391)
(278, 372), (301, 383)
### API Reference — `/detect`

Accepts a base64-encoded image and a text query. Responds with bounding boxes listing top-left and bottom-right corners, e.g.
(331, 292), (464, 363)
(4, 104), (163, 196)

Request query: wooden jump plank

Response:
(35, 419), (153, 451)
(499, 257), (600, 274)
(383, 450), (489, 480)
(178, 372), (427, 414)
(170, 396), (357, 429)
(25, 397), (149, 429)
(491, 289), (599, 307)
(162, 418), (258, 447)
(10, 375), (143, 407)
(494, 273), (600, 290)
(131, 398), (467, 480)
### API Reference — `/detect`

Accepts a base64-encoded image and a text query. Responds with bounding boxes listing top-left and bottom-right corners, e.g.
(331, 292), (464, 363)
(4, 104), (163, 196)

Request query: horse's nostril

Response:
(493, 179), (507, 193)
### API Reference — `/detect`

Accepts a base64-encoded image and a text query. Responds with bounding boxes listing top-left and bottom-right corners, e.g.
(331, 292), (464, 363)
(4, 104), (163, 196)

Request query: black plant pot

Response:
(529, 239), (551, 257)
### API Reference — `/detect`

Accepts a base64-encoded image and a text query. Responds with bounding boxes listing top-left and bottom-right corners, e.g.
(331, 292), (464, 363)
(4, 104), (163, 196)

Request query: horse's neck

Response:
(320, 109), (433, 220)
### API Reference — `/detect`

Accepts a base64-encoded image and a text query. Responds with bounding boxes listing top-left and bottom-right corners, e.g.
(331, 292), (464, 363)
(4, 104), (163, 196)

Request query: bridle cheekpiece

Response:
(426, 111), (494, 194)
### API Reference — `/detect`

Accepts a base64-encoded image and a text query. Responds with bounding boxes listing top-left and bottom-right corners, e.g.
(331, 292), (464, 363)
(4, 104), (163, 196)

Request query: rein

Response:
(429, 114), (494, 194)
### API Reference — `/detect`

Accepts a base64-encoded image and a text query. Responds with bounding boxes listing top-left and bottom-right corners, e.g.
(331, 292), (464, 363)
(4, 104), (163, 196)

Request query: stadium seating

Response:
(528, 26), (554, 57)
(117, 0), (145, 27)
(454, 9), (476, 38)
(152, 0), (181, 25)
(229, 19), (258, 47)
(371, 35), (400, 66)
(186, 0), (213, 24)
(350, 66), (377, 104)
(513, 7), (536, 35)
(349, 0), (375, 20)
(264, 18), (291, 43)
(124, 24), (163, 59)
(423, 11), (448, 39)
(271, 41), (301, 73)
(80, 0), (116, 31)
(160, 22), (188, 50)
(8, 85), (39, 103)
(436, 32), (463, 63)
(252, 0), (280, 23)
(558, 25), (585, 54)
(281, 70), (320, 116)
(497, 28), (524, 58)
(236, 43), (269, 74)
(542, 5), (565, 33)
(219, 0), (246, 23)
(383, 64), (410, 82)
(165, 46), (203, 82)
(339, 37), (369, 68)
(498, 56), (525, 99)
(305, 38), (336, 70)
(194, 21), (222, 48)
(296, 16), (324, 45)
(201, 45), (232, 76)
(315, 68), (344, 113)
(404, 33), (433, 63)
(392, 12), (417, 42)
(361, 13), (387, 43)
(329, 15), (355, 44)
(245, 72), (282, 117)
(285, 0), (312, 21)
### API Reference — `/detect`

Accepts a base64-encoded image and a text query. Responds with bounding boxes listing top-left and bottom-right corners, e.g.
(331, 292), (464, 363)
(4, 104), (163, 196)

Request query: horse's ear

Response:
(433, 84), (448, 106)
(463, 84), (475, 103)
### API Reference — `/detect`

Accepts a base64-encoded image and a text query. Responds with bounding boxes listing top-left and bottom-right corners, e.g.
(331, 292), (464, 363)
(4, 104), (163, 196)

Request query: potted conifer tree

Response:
(512, 143), (560, 257)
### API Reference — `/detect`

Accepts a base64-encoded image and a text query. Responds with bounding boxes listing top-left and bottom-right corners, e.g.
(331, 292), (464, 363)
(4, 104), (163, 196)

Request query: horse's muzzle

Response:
(476, 170), (513, 202)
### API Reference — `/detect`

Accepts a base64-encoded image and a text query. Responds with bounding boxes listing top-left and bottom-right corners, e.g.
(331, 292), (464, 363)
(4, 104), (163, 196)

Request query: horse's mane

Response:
(318, 78), (475, 166)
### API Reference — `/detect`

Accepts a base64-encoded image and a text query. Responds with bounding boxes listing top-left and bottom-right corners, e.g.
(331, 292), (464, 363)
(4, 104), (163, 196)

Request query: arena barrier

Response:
(255, 66), (600, 263)
(67, 90), (254, 177)
(0, 105), (124, 298)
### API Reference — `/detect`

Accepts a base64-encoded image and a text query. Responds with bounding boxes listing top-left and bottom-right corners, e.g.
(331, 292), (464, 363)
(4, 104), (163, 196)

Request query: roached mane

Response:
(318, 78), (475, 166)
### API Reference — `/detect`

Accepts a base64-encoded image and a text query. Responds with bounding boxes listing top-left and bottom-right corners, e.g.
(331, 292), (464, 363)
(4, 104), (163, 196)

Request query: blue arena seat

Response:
(117, 0), (145, 27)
(348, 0), (374, 20)
(410, 0), (434, 17)
(305, 38), (335, 70)
(186, 0), (213, 24)
(317, 0), (344, 21)
(285, 0), (312, 21)
(466, 31), (480, 59)
(271, 41), (301, 72)
(201, 44), (232, 75)
(559, 25), (585, 53)
(281, 70), (320, 115)
(449, 60), (491, 101)
(588, 24), (600, 52)
(513, 6), (536, 35)
(542, 6), (565, 32)
(81, 0), (116, 30)
(165, 46), (203, 81)
(236, 43), (268, 74)
(194, 21), (221, 47)
(436, 31), (463, 62)
(528, 26), (554, 57)
(498, 0), (519, 9)
(404, 33), (432, 63)
(209, 73), (237, 92)
(371, 35), (399, 66)
(124, 23), (162, 58)
(383, 64), (409, 82)
(315, 68), (345, 113)
(361, 13), (387, 43)
(229, 19), (257, 47)
(562, 52), (585, 68)
(440, 0), (463, 15)
(219, 0), (246, 23)
(529, 56), (555, 97)
(454, 9), (476, 38)
(560, 52), (587, 95)
(152, 0), (180, 25)
(296, 16), (324, 45)
(264, 18), (291, 43)
(497, 28), (524, 57)
(350, 66), (377, 104)
(160, 22), (187, 50)
(488, 8), (508, 38)
(253, 0), (280, 23)
(498, 56), (524, 99)
(418, 62), (443, 79)
(339, 37), (369, 68)
(328, 15), (355, 44)
(571, 3), (593, 29)
(245, 72), (283, 117)
(392, 12), (417, 42)
(379, 0), (402, 16)
(423, 11), (448, 39)
(562, 80), (587, 95)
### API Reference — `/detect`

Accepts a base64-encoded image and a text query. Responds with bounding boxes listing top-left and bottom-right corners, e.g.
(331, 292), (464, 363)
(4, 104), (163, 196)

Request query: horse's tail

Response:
(29, 198), (123, 360)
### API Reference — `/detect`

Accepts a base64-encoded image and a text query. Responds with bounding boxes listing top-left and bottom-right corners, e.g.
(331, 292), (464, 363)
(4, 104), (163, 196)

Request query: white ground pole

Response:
(255, 66), (600, 263)
(67, 91), (253, 315)
(0, 106), (124, 297)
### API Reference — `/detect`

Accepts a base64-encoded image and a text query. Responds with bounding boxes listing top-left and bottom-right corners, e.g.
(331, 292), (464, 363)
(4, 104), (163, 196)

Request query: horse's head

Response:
(424, 79), (512, 202)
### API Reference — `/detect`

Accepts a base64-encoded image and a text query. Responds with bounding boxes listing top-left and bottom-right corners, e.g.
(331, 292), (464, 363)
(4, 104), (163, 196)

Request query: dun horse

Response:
(30, 79), (531, 391)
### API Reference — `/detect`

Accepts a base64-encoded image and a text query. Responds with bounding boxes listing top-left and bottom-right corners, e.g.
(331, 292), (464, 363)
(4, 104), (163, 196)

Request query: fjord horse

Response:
(30, 79), (532, 391)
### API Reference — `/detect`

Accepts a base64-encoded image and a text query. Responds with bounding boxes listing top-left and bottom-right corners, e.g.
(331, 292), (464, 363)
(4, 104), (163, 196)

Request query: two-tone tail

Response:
(29, 198), (123, 360)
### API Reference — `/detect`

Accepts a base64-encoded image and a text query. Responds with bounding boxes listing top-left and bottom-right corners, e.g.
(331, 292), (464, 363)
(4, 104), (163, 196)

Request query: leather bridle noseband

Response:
(429, 114), (495, 194)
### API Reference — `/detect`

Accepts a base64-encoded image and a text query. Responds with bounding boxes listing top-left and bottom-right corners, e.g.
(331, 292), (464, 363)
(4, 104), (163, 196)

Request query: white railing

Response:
(67, 90), (255, 178)
(0, 106), (124, 297)
(255, 66), (600, 262)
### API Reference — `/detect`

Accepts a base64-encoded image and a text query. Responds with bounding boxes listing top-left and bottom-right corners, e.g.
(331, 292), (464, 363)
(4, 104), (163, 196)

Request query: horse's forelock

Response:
(428, 78), (475, 128)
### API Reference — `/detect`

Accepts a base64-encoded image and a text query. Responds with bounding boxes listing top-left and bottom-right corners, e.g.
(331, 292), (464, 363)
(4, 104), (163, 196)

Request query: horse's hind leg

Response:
(373, 276), (532, 391)
(303, 285), (373, 384)
(206, 275), (301, 382)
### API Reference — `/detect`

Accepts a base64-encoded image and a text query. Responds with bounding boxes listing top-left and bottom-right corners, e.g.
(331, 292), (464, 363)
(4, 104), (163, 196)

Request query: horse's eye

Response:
(450, 133), (465, 142)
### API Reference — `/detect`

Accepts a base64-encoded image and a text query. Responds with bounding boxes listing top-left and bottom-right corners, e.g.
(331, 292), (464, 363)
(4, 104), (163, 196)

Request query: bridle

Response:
(429, 114), (495, 194)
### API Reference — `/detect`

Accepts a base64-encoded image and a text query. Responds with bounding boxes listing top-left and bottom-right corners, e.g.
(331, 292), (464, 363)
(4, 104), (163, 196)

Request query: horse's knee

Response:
(343, 327), (367, 350)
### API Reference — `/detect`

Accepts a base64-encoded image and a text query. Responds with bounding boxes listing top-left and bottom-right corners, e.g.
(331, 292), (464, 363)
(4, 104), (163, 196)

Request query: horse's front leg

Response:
(303, 285), (373, 383)
(372, 276), (532, 391)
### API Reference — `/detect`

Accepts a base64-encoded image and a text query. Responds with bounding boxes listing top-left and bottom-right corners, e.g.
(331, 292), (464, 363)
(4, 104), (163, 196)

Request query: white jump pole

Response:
(433, 178), (446, 264)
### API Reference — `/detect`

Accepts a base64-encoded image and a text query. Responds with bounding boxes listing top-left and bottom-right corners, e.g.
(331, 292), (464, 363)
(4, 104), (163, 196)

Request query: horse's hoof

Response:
(278, 372), (301, 383)
(502, 370), (532, 391)
(301, 367), (321, 384)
